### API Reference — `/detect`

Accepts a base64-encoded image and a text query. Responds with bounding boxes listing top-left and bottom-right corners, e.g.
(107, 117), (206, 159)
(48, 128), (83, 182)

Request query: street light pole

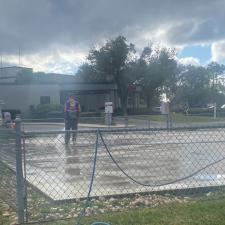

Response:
(0, 100), (4, 124)
(213, 73), (217, 120)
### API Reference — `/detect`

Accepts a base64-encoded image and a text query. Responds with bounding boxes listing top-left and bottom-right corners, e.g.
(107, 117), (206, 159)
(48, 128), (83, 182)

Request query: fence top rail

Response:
(21, 115), (163, 124)
(22, 124), (225, 135)
(22, 116), (106, 121)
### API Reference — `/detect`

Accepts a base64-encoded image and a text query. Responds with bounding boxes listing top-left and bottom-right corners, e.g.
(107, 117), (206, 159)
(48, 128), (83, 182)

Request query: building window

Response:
(40, 96), (50, 104)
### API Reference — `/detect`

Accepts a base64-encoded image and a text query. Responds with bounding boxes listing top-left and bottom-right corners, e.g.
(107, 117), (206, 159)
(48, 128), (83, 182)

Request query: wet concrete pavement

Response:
(1, 126), (225, 201)
(22, 122), (134, 132)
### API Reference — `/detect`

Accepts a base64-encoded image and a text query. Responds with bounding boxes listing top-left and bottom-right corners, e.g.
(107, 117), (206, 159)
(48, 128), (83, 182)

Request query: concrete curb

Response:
(23, 122), (135, 129)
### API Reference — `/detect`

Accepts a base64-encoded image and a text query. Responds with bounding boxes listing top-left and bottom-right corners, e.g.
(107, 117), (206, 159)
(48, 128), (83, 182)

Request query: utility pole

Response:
(212, 73), (217, 119)
(19, 48), (21, 66)
(0, 51), (2, 77)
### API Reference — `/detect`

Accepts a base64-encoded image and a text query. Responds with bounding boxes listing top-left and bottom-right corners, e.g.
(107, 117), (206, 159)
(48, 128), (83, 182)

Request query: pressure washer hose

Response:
(75, 129), (110, 225)
(76, 129), (225, 225)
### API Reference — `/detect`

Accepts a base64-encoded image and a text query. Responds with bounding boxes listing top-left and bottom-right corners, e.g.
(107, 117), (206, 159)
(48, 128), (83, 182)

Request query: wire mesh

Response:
(116, 114), (225, 129)
(0, 127), (17, 222)
(99, 128), (225, 191)
(23, 130), (97, 222)
(2, 123), (225, 224)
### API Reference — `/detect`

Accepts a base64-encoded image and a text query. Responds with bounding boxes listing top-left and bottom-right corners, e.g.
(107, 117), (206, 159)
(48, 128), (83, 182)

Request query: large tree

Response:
(135, 46), (177, 108)
(87, 36), (136, 115)
(207, 62), (225, 104)
(78, 39), (179, 112)
(207, 62), (225, 77)
(174, 65), (211, 107)
(75, 63), (106, 82)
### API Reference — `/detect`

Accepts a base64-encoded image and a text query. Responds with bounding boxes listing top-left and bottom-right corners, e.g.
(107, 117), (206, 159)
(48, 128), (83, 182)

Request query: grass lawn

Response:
(24, 197), (225, 225)
(132, 113), (225, 123)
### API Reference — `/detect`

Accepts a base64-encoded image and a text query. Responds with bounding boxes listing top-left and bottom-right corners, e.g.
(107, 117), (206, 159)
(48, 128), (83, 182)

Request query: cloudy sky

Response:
(1, 0), (225, 74)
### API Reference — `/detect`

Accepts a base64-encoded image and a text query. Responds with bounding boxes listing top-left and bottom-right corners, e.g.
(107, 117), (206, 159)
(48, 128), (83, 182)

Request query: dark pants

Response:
(65, 119), (78, 144)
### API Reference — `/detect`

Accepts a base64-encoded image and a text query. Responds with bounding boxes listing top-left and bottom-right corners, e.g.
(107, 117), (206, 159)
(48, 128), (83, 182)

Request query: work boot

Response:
(72, 134), (76, 144)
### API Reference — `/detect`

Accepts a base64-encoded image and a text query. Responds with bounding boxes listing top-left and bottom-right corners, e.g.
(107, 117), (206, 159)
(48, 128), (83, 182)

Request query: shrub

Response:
(187, 107), (213, 114)
(31, 104), (63, 118)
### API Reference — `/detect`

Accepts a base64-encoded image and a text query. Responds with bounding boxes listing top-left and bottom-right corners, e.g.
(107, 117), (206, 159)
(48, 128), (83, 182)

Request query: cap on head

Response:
(69, 94), (75, 99)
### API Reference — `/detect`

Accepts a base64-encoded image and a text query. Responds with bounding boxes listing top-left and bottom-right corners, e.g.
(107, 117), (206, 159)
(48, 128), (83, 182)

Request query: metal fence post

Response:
(169, 113), (173, 128)
(15, 117), (25, 224)
(166, 114), (169, 129)
(124, 116), (128, 128)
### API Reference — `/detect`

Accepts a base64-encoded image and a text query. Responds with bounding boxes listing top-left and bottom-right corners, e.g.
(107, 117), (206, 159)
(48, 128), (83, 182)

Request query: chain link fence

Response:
(1, 120), (225, 224)
(0, 127), (17, 223)
(21, 114), (225, 131)
(119, 114), (225, 129)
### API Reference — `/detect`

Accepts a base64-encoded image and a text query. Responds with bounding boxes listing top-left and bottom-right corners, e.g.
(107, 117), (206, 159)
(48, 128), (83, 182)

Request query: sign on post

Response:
(105, 102), (113, 114)
(0, 100), (5, 124)
(160, 102), (169, 115)
(105, 102), (113, 126)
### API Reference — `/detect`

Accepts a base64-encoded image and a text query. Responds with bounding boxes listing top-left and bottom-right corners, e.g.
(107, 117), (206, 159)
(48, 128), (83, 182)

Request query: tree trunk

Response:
(147, 95), (151, 108)
(120, 93), (128, 116)
(146, 89), (156, 111)
(115, 74), (128, 116)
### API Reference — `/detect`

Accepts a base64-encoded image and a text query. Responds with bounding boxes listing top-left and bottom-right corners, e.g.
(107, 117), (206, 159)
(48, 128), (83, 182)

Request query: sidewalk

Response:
(23, 122), (135, 131)
(79, 123), (135, 128)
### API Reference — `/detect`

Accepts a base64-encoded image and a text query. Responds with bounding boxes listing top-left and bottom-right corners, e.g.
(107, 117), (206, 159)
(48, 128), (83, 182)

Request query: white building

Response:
(0, 66), (146, 118)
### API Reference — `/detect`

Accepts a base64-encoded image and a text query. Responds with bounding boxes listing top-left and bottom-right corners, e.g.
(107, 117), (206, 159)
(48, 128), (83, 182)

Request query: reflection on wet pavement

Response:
(1, 129), (225, 200)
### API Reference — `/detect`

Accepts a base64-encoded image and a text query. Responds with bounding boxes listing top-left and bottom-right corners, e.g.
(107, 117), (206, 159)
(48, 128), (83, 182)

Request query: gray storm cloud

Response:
(0, 0), (225, 55)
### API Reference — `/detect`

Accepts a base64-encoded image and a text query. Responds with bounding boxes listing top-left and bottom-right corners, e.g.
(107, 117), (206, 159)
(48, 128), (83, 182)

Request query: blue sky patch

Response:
(178, 45), (211, 64)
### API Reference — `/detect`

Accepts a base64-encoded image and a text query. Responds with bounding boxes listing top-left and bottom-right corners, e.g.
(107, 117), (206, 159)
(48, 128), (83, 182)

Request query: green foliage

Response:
(76, 36), (225, 113)
(76, 63), (107, 82)
(207, 62), (225, 76)
(86, 36), (136, 115)
(30, 196), (225, 225)
(187, 107), (214, 115)
(174, 66), (212, 108)
(36, 104), (63, 114)
(80, 36), (178, 113)
(127, 107), (154, 115)
(186, 107), (225, 117)
(135, 45), (177, 107)
(31, 104), (63, 118)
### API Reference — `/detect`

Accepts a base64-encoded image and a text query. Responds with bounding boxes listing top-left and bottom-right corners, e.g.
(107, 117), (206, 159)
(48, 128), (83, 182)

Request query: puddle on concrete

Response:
(194, 174), (225, 181)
